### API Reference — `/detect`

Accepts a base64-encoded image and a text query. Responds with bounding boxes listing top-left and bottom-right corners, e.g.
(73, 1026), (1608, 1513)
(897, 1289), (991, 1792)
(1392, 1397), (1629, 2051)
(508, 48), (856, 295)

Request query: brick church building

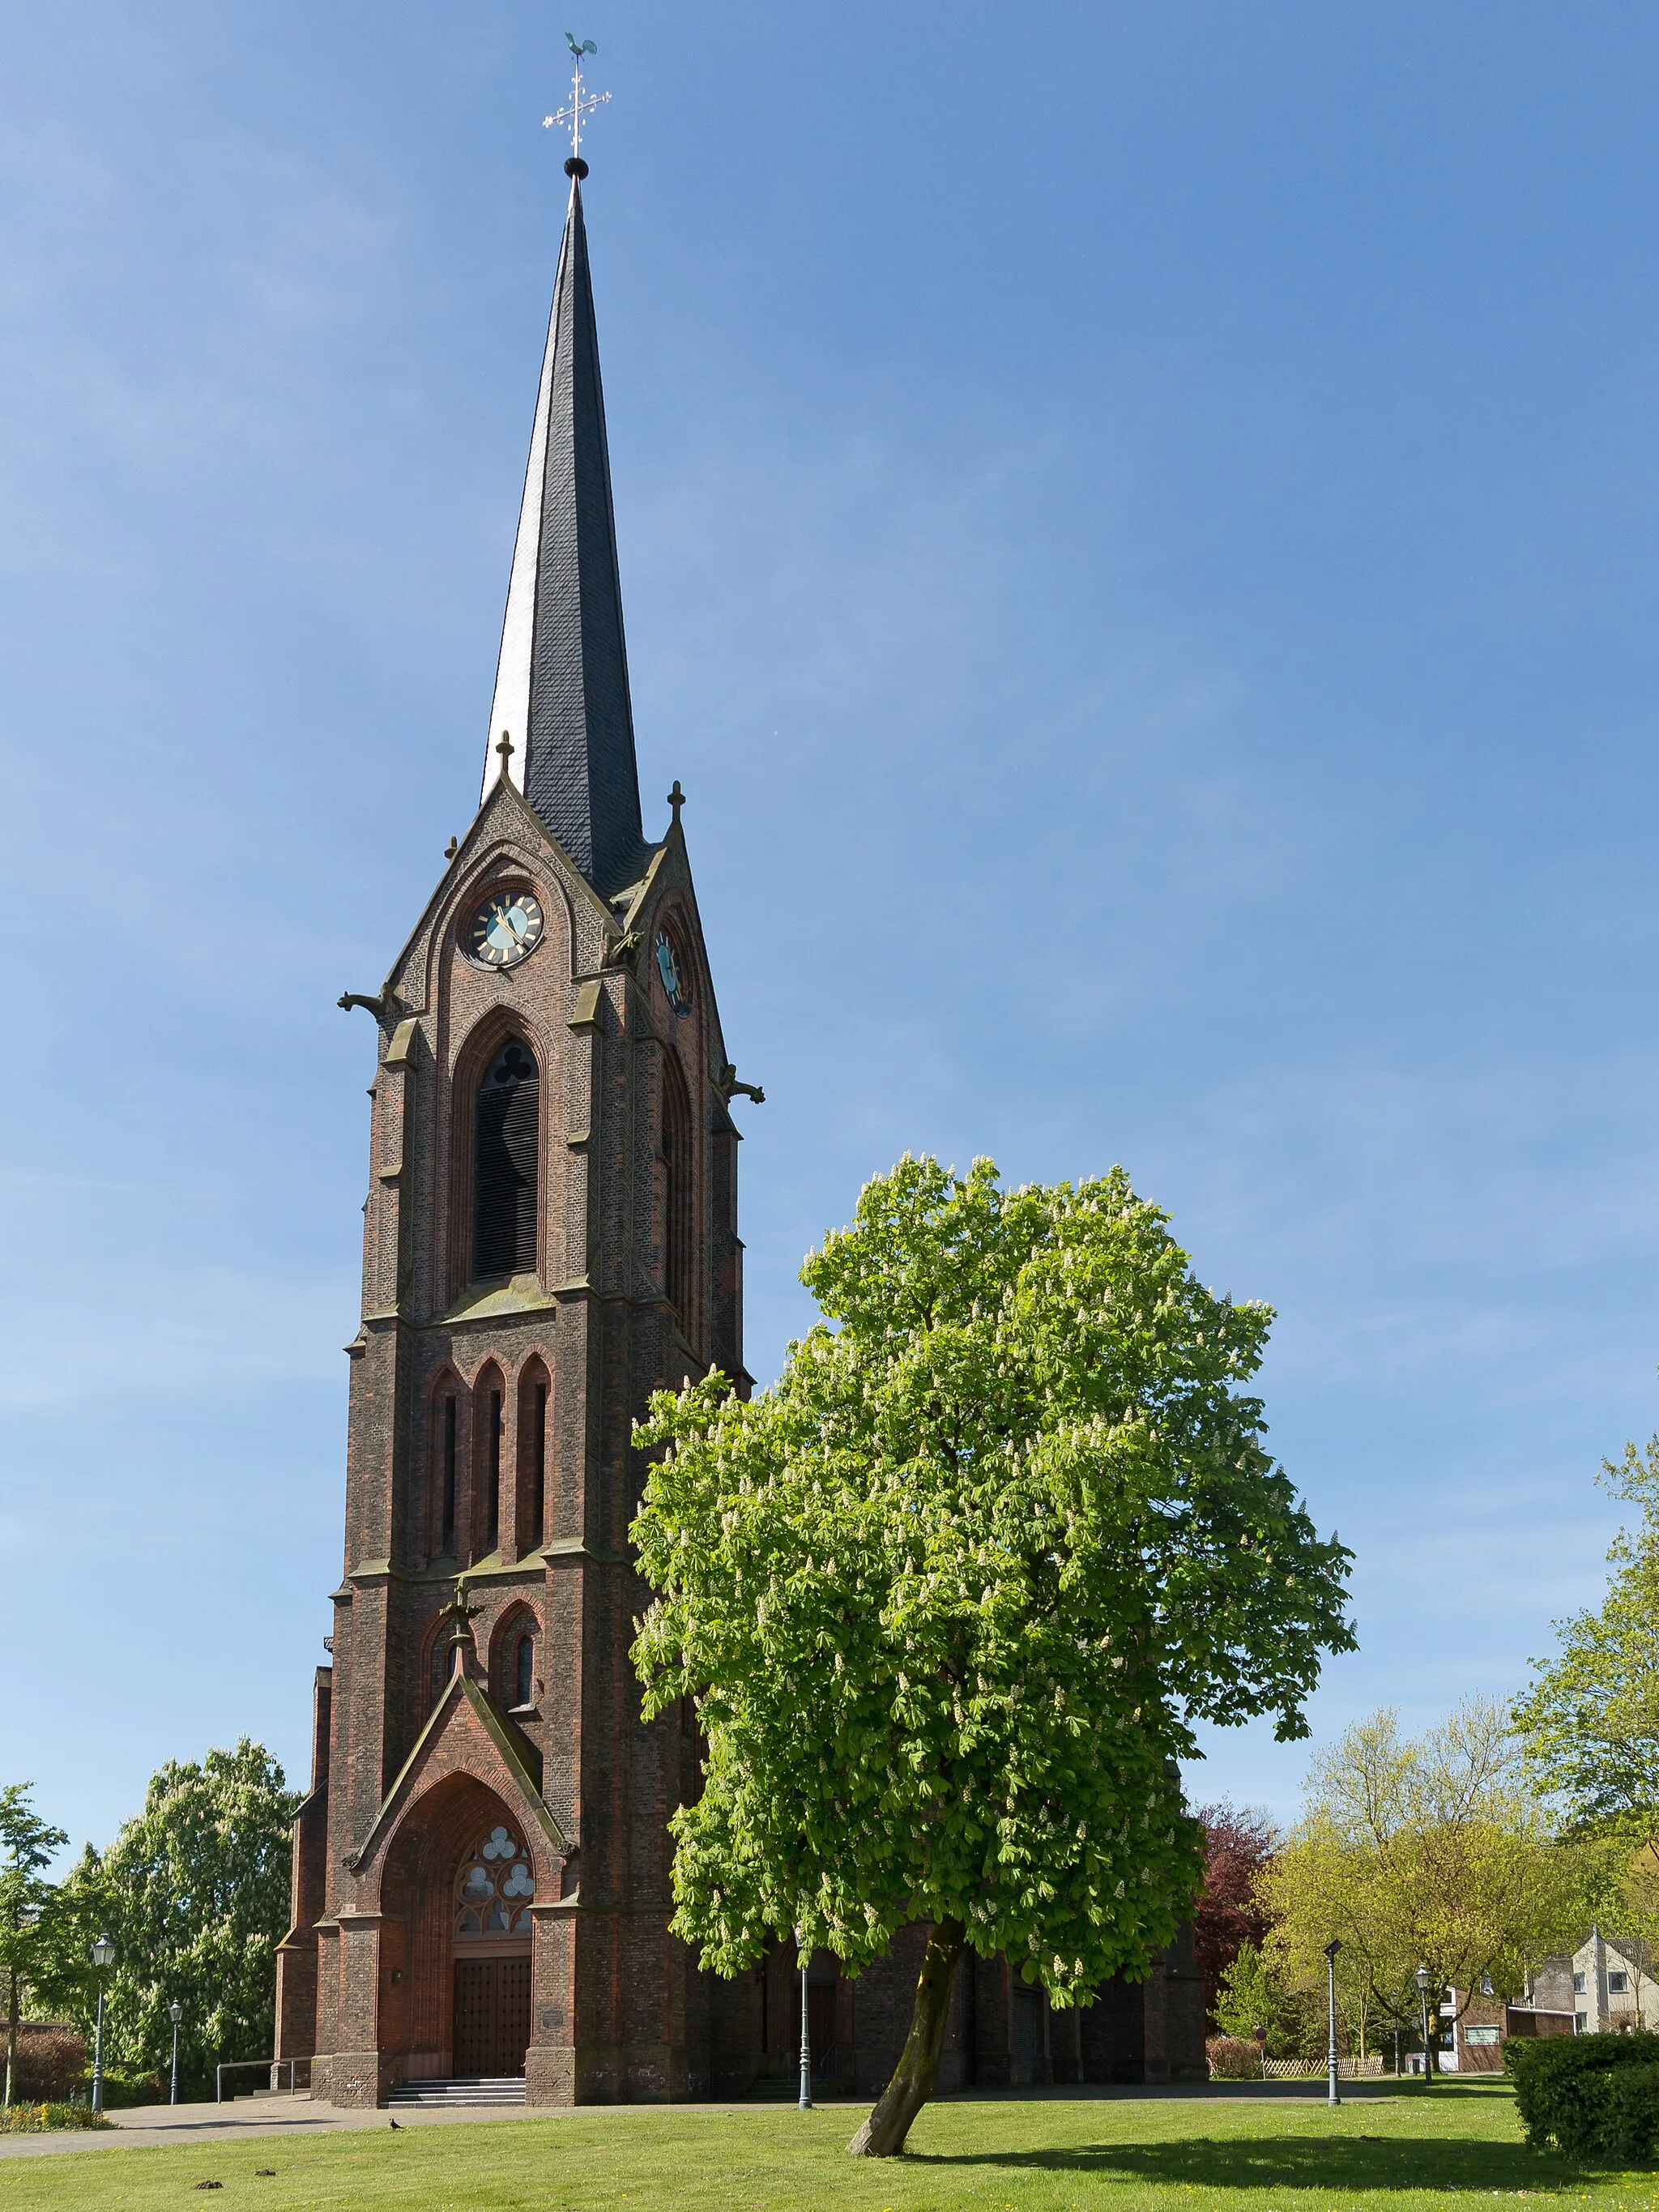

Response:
(274, 153), (1205, 2107)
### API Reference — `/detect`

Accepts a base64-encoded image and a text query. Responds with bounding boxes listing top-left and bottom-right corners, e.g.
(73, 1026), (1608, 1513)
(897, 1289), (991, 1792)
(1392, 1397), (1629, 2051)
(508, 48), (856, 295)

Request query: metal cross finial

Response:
(667, 779), (685, 826)
(544, 32), (611, 172)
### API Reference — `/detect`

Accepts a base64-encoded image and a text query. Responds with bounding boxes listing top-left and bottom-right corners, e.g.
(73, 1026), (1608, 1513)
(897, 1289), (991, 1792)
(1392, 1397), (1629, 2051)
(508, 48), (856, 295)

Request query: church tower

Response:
(275, 155), (760, 2107)
(275, 134), (1207, 2110)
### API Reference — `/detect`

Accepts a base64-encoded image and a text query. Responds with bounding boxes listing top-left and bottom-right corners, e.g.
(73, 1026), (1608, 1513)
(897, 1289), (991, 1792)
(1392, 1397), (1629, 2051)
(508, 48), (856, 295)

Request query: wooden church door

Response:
(453, 1956), (531, 2077)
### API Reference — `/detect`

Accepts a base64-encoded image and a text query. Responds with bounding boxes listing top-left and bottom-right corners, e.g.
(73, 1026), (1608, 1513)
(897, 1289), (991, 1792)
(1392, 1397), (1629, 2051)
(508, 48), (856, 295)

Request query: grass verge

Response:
(2, 2079), (1654, 2211)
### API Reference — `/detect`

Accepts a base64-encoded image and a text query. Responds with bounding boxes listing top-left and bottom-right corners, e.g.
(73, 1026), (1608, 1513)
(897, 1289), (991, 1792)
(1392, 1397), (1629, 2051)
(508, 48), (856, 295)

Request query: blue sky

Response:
(5, 0), (1659, 1857)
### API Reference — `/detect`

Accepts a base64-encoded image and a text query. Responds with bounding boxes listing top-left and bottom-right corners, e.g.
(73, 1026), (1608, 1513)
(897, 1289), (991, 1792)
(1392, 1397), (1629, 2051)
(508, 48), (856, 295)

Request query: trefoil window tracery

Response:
(454, 1826), (535, 1938)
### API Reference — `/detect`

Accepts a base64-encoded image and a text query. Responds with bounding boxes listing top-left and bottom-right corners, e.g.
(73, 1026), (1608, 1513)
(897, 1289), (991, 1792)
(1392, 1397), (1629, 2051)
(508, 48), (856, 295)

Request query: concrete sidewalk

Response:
(0, 2093), (554, 2159)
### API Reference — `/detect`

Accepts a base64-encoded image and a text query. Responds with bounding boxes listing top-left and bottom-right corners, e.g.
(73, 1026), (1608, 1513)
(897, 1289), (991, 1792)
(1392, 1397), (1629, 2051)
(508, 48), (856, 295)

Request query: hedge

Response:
(1206, 2035), (1263, 2080)
(1507, 2031), (1659, 2160)
(0, 2104), (111, 2135)
(7, 2027), (85, 2104)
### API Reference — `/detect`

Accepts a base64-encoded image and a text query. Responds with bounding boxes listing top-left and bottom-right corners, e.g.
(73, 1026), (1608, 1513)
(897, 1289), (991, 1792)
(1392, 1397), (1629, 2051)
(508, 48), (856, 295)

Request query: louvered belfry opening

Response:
(662, 1052), (693, 1330)
(475, 1038), (539, 1279)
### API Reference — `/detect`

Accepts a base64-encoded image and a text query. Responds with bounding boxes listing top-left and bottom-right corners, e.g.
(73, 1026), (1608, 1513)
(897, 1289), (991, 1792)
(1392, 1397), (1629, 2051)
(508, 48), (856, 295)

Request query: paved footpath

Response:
(0, 2095), (548, 2160)
(0, 2077), (1412, 2163)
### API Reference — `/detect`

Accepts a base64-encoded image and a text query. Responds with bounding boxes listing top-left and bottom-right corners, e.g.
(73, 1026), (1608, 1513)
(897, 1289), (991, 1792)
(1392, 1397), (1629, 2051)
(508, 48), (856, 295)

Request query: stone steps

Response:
(387, 2076), (527, 2108)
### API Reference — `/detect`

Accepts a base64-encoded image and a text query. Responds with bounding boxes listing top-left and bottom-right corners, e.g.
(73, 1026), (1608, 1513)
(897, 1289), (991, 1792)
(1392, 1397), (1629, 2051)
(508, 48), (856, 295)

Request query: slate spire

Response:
(482, 170), (646, 897)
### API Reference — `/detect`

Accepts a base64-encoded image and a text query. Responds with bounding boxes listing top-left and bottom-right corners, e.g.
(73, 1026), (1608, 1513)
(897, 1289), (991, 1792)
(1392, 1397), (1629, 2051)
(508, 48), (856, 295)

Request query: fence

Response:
(214, 2058), (312, 2103)
(1260, 2056), (1388, 2080)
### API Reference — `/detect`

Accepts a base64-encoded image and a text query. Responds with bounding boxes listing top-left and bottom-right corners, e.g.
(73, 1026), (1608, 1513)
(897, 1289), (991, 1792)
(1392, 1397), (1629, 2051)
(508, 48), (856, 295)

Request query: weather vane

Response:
(544, 31), (611, 172)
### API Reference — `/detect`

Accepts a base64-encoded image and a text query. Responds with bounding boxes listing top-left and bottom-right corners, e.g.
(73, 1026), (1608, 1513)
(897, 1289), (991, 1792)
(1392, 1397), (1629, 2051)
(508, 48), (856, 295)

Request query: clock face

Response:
(655, 928), (690, 1014)
(468, 890), (544, 970)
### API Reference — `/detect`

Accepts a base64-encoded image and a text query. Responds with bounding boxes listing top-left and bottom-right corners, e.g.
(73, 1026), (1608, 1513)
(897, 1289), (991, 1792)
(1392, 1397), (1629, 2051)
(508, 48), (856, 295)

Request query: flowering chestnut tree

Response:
(631, 1157), (1352, 2155)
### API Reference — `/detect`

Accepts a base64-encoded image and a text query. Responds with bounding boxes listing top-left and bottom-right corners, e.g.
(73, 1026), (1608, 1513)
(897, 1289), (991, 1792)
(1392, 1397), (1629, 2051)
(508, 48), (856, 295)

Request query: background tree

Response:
(1514, 1436), (1659, 1830)
(68, 1742), (296, 2098)
(1213, 1938), (1314, 2058)
(14, 1851), (104, 2039)
(0, 1784), (66, 2107)
(1192, 1802), (1280, 2023)
(1602, 1846), (1659, 2020)
(1262, 1701), (1597, 2073)
(632, 1155), (1353, 2154)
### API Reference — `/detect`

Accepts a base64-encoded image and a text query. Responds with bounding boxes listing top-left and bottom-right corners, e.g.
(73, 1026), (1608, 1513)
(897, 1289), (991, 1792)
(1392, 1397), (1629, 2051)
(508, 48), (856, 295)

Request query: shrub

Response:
(92, 2065), (165, 2110)
(11, 2027), (85, 2103)
(1603, 2065), (1659, 2166)
(1207, 2035), (1263, 2080)
(0, 2103), (111, 2134)
(1508, 2031), (1659, 2159)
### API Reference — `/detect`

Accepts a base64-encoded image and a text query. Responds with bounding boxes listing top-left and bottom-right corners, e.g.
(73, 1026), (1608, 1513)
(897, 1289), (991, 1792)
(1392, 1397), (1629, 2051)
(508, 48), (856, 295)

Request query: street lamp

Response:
(168, 2002), (183, 2106)
(1324, 1940), (1343, 2107)
(89, 1935), (115, 2116)
(794, 1928), (812, 2112)
(1415, 1962), (1435, 2090)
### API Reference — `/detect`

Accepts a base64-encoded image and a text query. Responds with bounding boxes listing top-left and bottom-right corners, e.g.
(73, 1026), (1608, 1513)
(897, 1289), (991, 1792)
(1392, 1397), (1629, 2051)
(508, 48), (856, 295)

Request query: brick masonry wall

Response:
(288, 794), (752, 2103)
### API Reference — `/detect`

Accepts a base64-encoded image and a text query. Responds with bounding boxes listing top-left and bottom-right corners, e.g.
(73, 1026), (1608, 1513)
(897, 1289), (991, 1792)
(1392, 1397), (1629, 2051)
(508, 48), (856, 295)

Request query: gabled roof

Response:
(348, 1667), (569, 1876)
(482, 173), (647, 899)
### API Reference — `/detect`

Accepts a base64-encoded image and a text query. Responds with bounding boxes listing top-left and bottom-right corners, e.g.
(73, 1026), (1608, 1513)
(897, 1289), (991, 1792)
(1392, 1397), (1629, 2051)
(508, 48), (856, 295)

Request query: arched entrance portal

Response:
(378, 1775), (539, 2084)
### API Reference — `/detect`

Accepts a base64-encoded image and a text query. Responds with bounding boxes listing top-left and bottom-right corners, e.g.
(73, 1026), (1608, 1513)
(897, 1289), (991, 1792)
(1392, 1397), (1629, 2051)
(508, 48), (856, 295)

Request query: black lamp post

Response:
(168, 2001), (183, 2106)
(1324, 1940), (1343, 2107)
(1415, 1963), (1435, 2089)
(89, 1935), (115, 2115)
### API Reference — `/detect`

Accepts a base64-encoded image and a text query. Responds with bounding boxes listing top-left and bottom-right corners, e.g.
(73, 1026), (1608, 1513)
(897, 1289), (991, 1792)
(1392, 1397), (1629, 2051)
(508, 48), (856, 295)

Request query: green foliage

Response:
(1514, 1437), (1659, 1830)
(1221, 1955), (1300, 2052)
(12, 1857), (108, 2029)
(1507, 2031), (1659, 2159)
(1213, 1941), (1315, 2058)
(1600, 2065), (1659, 2166)
(66, 1742), (296, 2096)
(632, 1156), (1353, 2001)
(1262, 1702), (1597, 2067)
(0, 1783), (69, 2107)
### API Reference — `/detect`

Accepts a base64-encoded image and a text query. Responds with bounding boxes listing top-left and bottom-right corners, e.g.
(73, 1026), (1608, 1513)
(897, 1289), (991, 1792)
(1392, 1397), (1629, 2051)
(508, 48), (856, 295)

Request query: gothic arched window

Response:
(516, 1361), (549, 1553)
(661, 1052), (693, 1328)
(472, 1367), (505, 1560)
(474, 1039), (539, 1280)
(435, 1386), (458, 1559)
(515, 1633), (534, 1709)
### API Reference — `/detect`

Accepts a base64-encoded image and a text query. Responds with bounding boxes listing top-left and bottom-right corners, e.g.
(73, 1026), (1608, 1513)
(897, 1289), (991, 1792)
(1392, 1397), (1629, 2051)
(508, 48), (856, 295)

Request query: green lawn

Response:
(3, 2081), (1657, 2212)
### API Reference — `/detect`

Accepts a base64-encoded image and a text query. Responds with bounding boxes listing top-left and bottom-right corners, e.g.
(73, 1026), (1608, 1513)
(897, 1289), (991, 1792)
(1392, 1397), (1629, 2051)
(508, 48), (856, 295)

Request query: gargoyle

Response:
(718, 1062), (766, 1104)
(338, 992), (388, 1018)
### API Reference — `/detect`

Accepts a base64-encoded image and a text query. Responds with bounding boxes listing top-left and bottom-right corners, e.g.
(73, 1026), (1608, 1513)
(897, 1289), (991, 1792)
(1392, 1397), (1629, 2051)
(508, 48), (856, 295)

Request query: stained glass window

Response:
(454, 1829), (534, 1939)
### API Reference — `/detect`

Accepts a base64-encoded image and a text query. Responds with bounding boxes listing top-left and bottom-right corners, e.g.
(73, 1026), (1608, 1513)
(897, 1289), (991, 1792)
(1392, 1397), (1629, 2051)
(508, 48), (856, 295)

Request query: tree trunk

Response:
(847, 1919), (966, 2159)
(4, 1966), (16, 2110)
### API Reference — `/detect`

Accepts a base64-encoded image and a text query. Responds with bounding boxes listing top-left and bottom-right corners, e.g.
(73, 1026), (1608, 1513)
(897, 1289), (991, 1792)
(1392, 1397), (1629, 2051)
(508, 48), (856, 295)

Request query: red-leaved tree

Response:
(1192, 1801), (1280, 2022)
